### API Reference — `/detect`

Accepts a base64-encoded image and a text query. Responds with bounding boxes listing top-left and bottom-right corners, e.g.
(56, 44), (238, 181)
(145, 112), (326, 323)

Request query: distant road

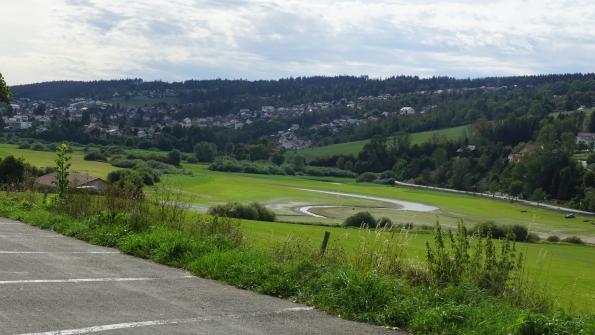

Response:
(394, 181), (595, 216)
(0, 218), (400, 335)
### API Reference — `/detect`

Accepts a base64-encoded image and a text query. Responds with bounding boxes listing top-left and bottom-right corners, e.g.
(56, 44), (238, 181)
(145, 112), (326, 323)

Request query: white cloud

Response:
(1, 0), (594, 84)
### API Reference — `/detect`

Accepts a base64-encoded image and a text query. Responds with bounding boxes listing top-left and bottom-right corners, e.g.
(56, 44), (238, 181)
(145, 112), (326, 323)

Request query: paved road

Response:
(0, 218), (401, 335)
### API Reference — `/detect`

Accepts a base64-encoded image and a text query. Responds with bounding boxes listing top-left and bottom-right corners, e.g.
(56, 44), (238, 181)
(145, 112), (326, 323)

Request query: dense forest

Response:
(11, 73), (595, 105)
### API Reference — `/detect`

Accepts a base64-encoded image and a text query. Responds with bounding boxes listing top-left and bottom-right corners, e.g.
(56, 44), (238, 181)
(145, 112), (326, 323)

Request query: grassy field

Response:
(163, 164), (595, 241)
(0, 143), (115, 178)
(240, 219), (595, 314)
(299, 124), (471, 159)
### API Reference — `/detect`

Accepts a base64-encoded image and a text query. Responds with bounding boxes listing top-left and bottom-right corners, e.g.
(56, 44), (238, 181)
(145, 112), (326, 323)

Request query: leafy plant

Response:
(54, 143), (71, 200)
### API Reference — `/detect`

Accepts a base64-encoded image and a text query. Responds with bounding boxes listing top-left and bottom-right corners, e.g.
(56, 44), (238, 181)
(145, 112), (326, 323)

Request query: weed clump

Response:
(426, 222), (521, 296)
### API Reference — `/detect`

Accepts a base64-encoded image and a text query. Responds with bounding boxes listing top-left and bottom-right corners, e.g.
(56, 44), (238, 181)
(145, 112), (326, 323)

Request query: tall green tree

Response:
(193, 142), (217, 162)
(54, 144), (72, 200)
(0, 72), (10, 104)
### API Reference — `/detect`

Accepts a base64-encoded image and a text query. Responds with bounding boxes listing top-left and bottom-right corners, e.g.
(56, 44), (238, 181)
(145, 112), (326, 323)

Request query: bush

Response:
(167, 149), (181, 166)
(526, 233), (540, 243)
(472, 221), (507, 239)
(0, 156), (26, 185)
(342, 212), (377, 228)
(509, 224), (529, 242)
(208, 202), (276, 222)
(84, 151), (108, 162)
(562, 236), (584, 244)
(194, 142), (217, 162)
(209, 158), (355, 178)
(110, 158), (139, 168)
(303, 166), (356, 178)
(374, 177), (396, 185)
(357, 172), (378, 183)
(31, 143), (46, 151)
(546, 235), (560, 243)
(376, 217), (393, 228)
(472, 222), (529, 242)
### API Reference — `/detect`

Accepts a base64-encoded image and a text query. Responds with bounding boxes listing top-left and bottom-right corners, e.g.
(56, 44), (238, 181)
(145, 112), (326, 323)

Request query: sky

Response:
(1, 0), (595, 85)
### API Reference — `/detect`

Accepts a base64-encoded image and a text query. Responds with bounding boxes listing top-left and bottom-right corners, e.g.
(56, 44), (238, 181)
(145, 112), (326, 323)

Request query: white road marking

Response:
(0, 234), (62, 238)
(279, 307), (314, 312)
(298, 205), (338, 218)
(0, 275), (194, 285)
(0, 251), (119, 254)
(297, 188), (439, 212)
(16, 307), (315, 334)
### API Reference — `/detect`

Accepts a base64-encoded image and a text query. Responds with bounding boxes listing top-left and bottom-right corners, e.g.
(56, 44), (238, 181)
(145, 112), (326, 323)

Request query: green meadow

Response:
(240, 219), (595, 314)
(163, 164), (595, 241)
(298, 124), (471, 159)
(0, 143), (115, 178)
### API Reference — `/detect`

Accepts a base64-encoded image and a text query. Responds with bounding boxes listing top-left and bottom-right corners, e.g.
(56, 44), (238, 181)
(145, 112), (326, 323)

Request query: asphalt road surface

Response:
(0, 217), (402, 335)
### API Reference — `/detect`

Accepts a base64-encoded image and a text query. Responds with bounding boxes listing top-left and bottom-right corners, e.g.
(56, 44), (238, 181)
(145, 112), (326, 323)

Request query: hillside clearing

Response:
(299, 124), (471, 159)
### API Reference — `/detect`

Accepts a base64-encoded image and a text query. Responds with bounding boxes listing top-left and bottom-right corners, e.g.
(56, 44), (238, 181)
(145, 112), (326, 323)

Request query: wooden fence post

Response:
(320, 231), (331, 255)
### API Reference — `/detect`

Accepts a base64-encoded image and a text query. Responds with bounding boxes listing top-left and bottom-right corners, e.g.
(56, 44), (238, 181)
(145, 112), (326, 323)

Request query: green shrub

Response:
(209, 158), (356, 178)
(110, 158), (139, 168)
(357, 172), (378, 183)
(562, 236), (584, 244)
(376, 217), (393, 228)
(427, 223), (520, 295)
(302, 166), (356, 178)
(546, 235), (560, 243)
(472, 222), (529, 242)
(472, 221), (507, 239)
(31, 143), (46, 151)
(526, 233), (540, 243)
(208, 202), (276, 222)
(343, 212), (377, 228)
(84, 151), (108, 162)
(509, 224), (529, 242)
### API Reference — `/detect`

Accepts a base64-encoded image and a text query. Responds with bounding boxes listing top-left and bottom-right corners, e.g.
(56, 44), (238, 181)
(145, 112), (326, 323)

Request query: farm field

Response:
(298, 124), (471, 159)
(0, 143), (115, 178)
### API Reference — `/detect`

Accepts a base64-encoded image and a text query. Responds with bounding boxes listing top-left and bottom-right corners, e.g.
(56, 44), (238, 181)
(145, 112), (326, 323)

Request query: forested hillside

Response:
(3, 74), (595, 210)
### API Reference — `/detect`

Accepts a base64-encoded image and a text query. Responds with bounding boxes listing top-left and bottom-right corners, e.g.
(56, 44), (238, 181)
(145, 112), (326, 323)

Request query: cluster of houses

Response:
(576, 132), (595, 145)
(275, 124), (311, 150)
